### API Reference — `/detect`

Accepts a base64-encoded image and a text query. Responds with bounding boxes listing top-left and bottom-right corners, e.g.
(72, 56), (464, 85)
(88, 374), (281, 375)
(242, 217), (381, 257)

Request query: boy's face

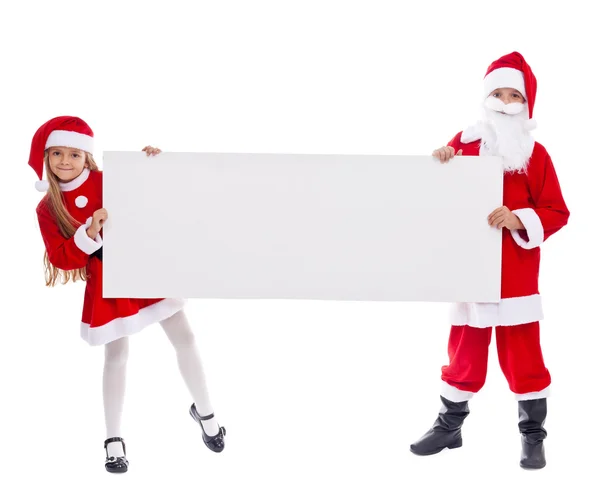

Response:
(489, 87), (525, 105)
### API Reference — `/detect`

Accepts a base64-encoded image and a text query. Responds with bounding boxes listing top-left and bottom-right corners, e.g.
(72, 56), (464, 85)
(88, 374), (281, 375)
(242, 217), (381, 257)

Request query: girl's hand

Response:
(433, 146), (462, 163)
(488, 206), (524, 230)
(142, 145), (162, 156)
(87, 208), (108, 239)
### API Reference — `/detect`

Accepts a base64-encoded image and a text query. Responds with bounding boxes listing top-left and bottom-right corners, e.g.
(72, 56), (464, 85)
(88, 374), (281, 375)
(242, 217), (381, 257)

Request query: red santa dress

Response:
(36, 167), (186, 346)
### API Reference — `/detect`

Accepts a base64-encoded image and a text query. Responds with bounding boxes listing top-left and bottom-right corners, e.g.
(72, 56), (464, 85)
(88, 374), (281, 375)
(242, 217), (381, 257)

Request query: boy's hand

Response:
(488, 206), (524, 230)
(142, 145), (162, 156)
(87, 208), (108, 239)
(433, 146), (462, 163)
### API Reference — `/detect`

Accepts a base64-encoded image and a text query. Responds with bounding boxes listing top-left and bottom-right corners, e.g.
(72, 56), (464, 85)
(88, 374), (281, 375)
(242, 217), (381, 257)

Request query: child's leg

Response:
(410, 325), (492, 455)
(441, 325), (493, 399)
(495, 322), (551, 397)
(495, 322), (550, 469)
(103, 337), (129, 458)
(159, 309), (220, 436)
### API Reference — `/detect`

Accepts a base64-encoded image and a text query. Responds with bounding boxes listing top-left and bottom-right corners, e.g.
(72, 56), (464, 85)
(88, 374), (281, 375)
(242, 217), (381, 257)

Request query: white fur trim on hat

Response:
(483, 67), (526, 99)
(45, 130), (94, 154)
(35, 180), (49, 192)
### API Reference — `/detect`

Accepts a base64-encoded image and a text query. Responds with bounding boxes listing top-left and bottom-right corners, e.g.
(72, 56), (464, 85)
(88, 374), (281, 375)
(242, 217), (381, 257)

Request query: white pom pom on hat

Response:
(35, 180), (50, 192)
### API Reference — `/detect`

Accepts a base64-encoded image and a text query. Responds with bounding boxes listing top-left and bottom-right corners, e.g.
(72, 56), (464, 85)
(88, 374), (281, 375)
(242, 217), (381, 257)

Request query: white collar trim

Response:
(58, 168), (90, 192)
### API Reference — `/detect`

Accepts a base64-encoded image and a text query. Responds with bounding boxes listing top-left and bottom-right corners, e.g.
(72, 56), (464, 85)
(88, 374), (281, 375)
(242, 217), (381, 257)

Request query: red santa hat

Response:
(29, 116), (95, 192)
(483, 51), (537, 130)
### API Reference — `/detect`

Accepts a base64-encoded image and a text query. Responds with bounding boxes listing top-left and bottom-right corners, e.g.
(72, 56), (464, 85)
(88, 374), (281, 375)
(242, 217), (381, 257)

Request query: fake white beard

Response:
(479, 97), (535, 173)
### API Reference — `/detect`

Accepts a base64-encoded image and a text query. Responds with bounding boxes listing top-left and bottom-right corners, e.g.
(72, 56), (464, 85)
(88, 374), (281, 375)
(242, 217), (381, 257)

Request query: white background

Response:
(103, 152), (502, 301)
(0, 1), (597, 501)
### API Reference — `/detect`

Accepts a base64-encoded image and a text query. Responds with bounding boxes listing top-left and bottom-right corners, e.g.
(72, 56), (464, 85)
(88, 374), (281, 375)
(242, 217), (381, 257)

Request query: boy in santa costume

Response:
(409, 52), (569, 469)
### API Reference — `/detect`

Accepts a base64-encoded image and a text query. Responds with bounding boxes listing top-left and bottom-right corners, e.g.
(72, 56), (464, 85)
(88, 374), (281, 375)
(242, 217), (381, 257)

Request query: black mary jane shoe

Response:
(104, 437), (129, 473)
(189, 403), (226, 453)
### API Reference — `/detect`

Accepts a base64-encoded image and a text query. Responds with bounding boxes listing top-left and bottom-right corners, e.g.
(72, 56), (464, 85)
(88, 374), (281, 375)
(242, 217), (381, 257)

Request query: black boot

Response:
(410, 396), (470, 455)
(518, 398), (547, 469)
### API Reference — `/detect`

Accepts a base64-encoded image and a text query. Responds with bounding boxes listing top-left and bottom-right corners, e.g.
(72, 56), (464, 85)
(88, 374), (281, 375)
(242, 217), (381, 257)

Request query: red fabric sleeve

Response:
(511, 149), (570, 249)
(447, 132), (464, 149)
(36, 200), (101, 270)
(529, 152), (570, 241)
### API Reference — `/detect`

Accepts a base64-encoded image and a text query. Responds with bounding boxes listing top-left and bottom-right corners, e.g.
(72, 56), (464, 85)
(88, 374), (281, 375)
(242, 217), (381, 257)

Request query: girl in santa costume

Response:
(409, 52), (569, 469)
(29, 116), (226, 473)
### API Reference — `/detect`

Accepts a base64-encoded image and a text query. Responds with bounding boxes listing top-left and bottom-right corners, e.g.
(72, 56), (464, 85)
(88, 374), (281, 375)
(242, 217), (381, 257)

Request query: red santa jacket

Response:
(447, 131), (570, 328)
(36, 168), (185, 346)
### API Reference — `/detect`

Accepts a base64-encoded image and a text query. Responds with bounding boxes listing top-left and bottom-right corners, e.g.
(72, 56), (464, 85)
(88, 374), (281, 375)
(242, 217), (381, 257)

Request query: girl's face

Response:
(47, 146), (88, 182)
(489, 87), (525, 105)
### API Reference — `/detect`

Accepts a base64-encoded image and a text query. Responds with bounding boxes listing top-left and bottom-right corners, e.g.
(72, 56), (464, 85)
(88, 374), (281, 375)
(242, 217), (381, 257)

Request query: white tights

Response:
(103, 309), (219, 458)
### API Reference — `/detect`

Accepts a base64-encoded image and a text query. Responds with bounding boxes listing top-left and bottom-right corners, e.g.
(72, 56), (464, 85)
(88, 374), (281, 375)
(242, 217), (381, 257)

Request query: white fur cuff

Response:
(510, 208), (544, 249)
(441, 381), (475, 402)
(74, 222), (103, 255)
(515, 385), (551, 401)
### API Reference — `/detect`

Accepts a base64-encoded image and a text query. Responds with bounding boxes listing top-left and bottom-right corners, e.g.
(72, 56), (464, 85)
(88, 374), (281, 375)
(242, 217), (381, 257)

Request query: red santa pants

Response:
(441, 322), (551, 395)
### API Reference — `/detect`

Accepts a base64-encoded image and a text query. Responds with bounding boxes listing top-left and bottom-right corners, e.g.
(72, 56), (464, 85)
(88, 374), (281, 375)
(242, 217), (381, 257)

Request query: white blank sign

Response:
(102, 152), (503, 302)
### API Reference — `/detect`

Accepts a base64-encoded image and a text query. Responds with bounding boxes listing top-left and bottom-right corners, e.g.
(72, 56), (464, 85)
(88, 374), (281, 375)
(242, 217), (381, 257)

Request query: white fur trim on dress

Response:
(441, 381), (474, 402)
(46, 130), (94, 154)
(483, 67), (526, 99)
(510, 208), (544, 249)
(58, 167), (90, 192)
(450, 294), (544, 328)
(515, 385), (551, 401)
(80, 298), (187, 346)
(74, 223), (102, 255)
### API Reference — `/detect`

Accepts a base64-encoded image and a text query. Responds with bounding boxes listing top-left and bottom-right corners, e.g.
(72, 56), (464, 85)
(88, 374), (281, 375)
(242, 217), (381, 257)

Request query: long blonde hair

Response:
(43, 151), (100, 286)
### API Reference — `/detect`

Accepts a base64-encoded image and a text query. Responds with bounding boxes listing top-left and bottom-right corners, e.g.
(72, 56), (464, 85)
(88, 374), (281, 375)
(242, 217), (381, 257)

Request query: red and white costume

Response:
(36, 169), (185, 345)
(439, 53), (570, 402)
(29, 118), (226, 465)
(31, 117), (185, 346)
